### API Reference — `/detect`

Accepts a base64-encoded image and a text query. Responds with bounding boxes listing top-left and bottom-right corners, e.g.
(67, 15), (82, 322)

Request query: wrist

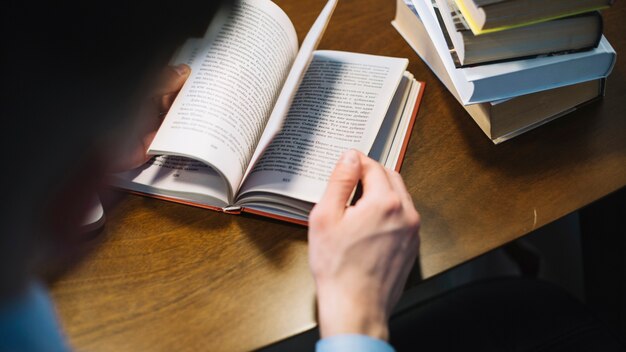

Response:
(316, 285), (390, 340)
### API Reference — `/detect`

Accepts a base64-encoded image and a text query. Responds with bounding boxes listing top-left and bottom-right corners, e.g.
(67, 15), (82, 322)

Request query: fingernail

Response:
(173, 64), (190, 76)
(339, 149), (358, 164)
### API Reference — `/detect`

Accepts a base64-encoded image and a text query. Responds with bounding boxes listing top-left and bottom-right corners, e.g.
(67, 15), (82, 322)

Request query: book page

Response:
(368, 73), (413, 166)
(242, 0), (338, 183)
(111, 40), (231, 207)
(111, 156), (231, 207)
(239, 75), (420, 221)
(148, 0), (299, 199)
(169, 38), (202, 67)
(237, 51), (408, 204)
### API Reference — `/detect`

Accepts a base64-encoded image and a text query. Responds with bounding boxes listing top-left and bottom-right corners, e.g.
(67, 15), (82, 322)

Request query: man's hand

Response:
(308, 149), (420, 341)
(115, 64), (191, 171)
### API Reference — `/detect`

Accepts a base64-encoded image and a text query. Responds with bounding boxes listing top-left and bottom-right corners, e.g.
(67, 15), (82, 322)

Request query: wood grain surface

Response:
(50, 0), (626, 351)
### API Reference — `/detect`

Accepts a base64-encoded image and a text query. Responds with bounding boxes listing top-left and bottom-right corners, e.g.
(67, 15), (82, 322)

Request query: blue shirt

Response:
(0, 281), (69, 352)
(317, 334), (396, 352)
(0, 281), (394, 352)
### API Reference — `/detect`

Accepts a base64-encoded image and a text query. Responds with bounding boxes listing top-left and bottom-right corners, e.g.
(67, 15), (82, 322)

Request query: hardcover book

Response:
(455, 0), (613, 35)
(436, 0), (603, 67)
(393, 0), (604, 143)
(410, 0), (614, 105)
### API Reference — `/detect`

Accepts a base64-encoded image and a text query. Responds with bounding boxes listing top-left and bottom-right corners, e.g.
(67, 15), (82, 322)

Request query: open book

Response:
(112, 0), (424, 225)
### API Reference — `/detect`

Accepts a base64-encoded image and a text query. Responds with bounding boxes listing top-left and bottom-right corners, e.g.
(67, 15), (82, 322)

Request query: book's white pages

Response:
(148, 0), (301, 199)
(246, 0), (339, 184)
(238, 51), (408, 204)
(237, 72), (422, 220)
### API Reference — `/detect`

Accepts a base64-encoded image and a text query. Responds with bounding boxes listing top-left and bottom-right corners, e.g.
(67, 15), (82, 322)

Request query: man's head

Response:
(1, 0), (234, 297)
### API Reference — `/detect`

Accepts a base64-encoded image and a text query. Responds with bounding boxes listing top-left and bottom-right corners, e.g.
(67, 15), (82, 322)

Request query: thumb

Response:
(156, 64), (191, 94)
(315, 149), (362, 217)
(154, 64), (191, 111)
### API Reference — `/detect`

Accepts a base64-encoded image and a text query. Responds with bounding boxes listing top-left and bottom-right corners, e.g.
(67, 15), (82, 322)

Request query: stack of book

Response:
(393, 0), (617, 143)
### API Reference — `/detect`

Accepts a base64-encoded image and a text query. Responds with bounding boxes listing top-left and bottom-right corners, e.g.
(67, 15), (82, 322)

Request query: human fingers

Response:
(385, 169), (417, 213)
(311, 149), (362, 221)
(356, 154), (394, 200)
(154, 64), (191, 111)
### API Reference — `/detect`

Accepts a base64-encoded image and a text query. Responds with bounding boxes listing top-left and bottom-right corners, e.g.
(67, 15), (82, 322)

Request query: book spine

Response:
(599, 78), (607, 97)
(117, 188), (225, 212)
(394, 81), (425, 173)
(241, 208), (308, 226)
(223, 206), (243, 214)
(593, 11), (604, 49)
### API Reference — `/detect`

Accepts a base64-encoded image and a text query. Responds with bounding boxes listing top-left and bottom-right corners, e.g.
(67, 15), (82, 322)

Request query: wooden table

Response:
(50, 0), (626, 351)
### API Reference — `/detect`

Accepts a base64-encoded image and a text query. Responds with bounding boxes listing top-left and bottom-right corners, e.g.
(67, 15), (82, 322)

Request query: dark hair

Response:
(0, 0), (233, 296)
